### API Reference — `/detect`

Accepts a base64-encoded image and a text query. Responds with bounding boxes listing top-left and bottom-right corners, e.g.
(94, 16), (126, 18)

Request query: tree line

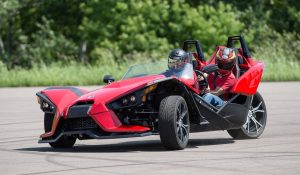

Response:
(0, 0), (299, 69)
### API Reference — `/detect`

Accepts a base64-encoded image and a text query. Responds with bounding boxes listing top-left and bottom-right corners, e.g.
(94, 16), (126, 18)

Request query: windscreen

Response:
(162, 63), (194, 80)
(122, 60), (167, 79)
(122, 61), (194, 80)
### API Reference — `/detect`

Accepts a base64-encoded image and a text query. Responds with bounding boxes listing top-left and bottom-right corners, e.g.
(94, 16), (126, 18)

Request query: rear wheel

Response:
(159, 96), (190, 150)
(44, 113), (76, 148)
(227, 92), (267, 139)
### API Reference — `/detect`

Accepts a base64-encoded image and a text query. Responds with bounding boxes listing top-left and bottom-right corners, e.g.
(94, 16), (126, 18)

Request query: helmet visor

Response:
(217, 59), (235, 70)
(168, 58), (186, 69)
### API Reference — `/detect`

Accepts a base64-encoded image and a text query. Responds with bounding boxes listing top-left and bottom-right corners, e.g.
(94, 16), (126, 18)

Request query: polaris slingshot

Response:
(36, 35), (267, 150)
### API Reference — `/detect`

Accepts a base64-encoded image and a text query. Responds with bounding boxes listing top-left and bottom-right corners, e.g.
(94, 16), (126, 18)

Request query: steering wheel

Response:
(195, 70), (209, 95)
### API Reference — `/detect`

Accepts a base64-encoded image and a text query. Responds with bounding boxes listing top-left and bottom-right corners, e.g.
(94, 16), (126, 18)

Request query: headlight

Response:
(109, 84), (157, 110)
(122, 98), (129, 105)
(41, 101), (55, 113)
(42, 102), (49, 108)
(130, 95), (136, 103)
(36, 93), (56, 113)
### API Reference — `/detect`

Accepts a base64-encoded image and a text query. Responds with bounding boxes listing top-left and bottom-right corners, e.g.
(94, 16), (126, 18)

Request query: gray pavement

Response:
(0, 82), (300, 175)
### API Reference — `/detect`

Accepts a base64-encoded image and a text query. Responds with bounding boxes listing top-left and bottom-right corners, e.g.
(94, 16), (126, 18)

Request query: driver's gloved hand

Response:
(204, 87), (210, 93)
(197, 75), (204, 81)
(200, 87), (210, 96)
(197, 73), (208, 82)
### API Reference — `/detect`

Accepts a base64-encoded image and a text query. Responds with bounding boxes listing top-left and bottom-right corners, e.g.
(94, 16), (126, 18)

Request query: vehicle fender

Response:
(37, 87), (88, 115)
(153, 77), (203, 124)
(231, 62), (264, 95)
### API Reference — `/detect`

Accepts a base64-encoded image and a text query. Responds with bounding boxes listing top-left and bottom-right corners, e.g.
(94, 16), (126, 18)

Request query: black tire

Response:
(227, 92), (267, 139)
(49, 136), (76, 148)
(44, 113), (76, 148)
(159, 95), (190, 150)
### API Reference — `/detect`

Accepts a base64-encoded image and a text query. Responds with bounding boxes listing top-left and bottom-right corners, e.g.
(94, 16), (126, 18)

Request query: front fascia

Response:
(90, 110), (150, 133)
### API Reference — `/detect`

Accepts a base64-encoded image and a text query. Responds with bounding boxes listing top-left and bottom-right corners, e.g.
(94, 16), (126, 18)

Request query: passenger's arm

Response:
(210, 87), (226, 96)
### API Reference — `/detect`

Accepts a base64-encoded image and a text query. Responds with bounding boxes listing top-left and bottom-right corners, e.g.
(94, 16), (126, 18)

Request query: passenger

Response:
(201, 47), (236, 107)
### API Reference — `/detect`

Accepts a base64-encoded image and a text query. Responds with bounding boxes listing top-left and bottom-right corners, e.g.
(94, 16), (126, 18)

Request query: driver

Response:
(200, 47), (236, 107)
(164, 48), (192, 77)
(168, 48), (190, 70)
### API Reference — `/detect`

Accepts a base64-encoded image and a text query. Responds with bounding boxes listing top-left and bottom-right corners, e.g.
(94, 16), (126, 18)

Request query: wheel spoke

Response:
(181, 126), (188, 142)
(251, 117), (259, 133)
(177, 104), (182, 115)
(247, 119), (250, 133)
(181, 104), (184, 113)
(180, 127), (183, 141)
(252, 117), (263, 127)
(182, 125), (188, 135)
(177, 108), (180, 118)
(177, 125), (180, 133)
(254, 109), (265, 113)
(253, 101), (262, 111)
(183, 124), (189, 128)
(243, 116), (249, 129)
(180, 110), (188, 119)
(182, 130), (188, 142)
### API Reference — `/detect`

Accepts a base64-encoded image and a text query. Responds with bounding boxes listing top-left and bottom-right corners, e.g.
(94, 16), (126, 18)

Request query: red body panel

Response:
(40, 88), (88, 138)
(74, 74), (165, 110)
(231, 62), (264, 95)
(40, 75), (166, 138)
(178, 75), (200, 94)
(41, 89), (86, 115)
(41, 112), (60, 138)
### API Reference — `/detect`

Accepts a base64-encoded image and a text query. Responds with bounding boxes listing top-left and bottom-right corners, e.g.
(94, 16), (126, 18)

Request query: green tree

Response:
(0, 0), (22, 68)
(1, 0), (299, 70)
(80, 0), (245, 62)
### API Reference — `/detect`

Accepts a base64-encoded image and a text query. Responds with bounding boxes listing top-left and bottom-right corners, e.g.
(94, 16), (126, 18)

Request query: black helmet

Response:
(168, 49), (190, 69)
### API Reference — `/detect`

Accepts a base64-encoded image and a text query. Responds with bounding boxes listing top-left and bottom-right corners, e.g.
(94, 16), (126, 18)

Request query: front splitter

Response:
(39, 130), (153, 143)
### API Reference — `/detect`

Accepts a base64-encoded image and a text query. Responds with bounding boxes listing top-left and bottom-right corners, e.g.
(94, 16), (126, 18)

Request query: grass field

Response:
(0, 58), (299, 87)
(0, 63), (128, 87)
(262, 59), (300, 81)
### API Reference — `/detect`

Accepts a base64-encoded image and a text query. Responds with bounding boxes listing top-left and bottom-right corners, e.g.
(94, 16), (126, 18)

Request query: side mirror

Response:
(103, 75), (115, 84)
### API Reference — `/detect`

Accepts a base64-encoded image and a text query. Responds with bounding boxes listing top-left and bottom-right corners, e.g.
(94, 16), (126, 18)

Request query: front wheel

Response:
(227, 92), (267, 139)
(44, 113), (76, 148)
(159, 96), (190, 150)
(49, 136), (76, 148)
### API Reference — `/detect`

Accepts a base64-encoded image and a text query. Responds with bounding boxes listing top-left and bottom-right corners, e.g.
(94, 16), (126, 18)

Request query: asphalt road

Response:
(0, 82), (300, 175)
